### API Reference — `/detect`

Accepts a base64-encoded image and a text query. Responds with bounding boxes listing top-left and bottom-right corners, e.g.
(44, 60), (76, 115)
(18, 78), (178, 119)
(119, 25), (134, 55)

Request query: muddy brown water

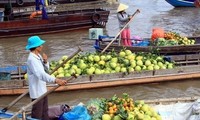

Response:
(1, 0), (200, 112)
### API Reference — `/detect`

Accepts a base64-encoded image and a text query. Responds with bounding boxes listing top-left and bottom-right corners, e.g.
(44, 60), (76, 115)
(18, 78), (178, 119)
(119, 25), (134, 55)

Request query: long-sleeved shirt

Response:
(117, 12), (130, 29)
(26, 52), (55, 99)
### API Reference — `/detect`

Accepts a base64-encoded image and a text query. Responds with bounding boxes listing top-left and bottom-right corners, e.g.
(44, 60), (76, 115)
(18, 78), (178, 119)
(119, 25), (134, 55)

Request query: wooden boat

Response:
(0, 0), (110, 38)
(1, 52), (200, 95)
(1, 96), (199, 120)
(95, 36), (200, 55)
(0, 0), (101, 8)
(165, 0), (195, 7)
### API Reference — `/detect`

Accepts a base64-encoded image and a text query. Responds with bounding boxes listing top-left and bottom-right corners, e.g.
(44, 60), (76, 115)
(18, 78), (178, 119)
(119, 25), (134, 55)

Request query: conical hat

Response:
(117, 3), (129, 12)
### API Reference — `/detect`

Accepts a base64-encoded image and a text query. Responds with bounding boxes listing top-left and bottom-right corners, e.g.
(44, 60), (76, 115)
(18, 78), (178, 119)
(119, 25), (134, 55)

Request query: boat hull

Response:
(96, 36), (200, 56)
(0, 0), (100, 8)
(165, 0), (195, 7)
(0, 9), (110, 38)
(1, 64), (200, 95)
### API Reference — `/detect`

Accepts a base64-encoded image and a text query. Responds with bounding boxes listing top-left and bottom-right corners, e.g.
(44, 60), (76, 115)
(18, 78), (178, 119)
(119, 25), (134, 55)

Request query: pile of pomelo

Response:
(86, 93), (162, 120)
(49, 49), (175, 78)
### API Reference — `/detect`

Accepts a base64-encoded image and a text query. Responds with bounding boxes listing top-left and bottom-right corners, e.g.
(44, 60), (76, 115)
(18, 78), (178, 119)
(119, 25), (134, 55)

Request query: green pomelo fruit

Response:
(119, 51), (126, 57)
(99, 60), (105, 66)
(94, 55), (100, 62)
(100, 55), (106, 60)
(95, 69), (102, 74)
(135, 66), (142, 71)
(130, 61), (136, 68)
(115, 66), (121, 72)
(113, 115), (122, 120)
(145, 60), (151, 66)
(136, 60), (143, 66)
(120, 67), (127, 72)
(78, 63), (87, 69)
(141, 104), (149, 112)
(147, 65), (154, 70)
(102, 114), (111, 120)
(125, 49), (132, 55)
(154, 65), (160, 70)
(110, 62), (117, 69)
(136, 56), (143, 60)
(128, 67), (134, 72)
(111, 57), (118, 63)
(157, 62), (164, 67)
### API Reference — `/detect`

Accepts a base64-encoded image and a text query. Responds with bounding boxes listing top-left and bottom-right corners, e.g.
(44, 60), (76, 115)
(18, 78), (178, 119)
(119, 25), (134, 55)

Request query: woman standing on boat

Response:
(25, 36), (67, 120)
(117, 3), (132, 46)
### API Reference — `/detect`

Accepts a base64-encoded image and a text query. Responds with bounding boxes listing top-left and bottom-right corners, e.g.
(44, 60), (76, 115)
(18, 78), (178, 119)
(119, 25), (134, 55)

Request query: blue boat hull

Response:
(165, 0), (195, 7)
(0, 111), (37, 120)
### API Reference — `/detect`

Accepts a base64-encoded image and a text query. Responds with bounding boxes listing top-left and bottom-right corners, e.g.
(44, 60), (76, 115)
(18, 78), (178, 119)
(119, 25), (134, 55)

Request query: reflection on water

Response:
(0, 0), (200, 111)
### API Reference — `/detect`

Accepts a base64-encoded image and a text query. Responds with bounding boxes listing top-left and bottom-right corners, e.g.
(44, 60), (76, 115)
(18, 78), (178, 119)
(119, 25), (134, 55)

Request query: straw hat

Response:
(117, 3), (129, 12)
(25, 36), (46, 50)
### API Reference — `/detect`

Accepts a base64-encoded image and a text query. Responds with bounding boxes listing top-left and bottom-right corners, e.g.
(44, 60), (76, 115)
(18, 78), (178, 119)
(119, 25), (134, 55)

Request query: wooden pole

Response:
(1, 47), (82, 114)
(101, 9), (140, 53)
(0, 91), (29, 113)
(9, 76), (75, 120)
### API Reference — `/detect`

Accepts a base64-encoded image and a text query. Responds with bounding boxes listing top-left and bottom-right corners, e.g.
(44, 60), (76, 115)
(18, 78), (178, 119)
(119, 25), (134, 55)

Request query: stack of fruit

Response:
(49, 50), (175, 78)
(154, 31), (195, 46)
(86, 93), (162, 120)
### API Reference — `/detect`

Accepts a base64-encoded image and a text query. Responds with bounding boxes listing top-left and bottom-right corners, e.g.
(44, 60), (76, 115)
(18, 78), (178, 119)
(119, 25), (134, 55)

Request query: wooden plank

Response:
(145, 96), (199, 105)
(0, 80), (24, 88)
(154, 65), (200, 75)
(126, 70), (153, 78)
(91, 72), (123, 81)
(1, 71), (200, 95)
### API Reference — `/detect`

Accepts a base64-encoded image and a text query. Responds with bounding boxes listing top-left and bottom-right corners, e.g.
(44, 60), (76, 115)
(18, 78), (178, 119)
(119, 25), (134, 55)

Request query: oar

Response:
(0, 91), (29, 114)
(9, 74), (77, 120)
(101, 9), (140, 53)
(0, 46), (82, 114)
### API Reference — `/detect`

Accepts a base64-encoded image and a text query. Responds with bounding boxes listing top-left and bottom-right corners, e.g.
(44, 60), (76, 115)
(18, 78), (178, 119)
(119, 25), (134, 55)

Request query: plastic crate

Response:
(89, 28), (103, 40)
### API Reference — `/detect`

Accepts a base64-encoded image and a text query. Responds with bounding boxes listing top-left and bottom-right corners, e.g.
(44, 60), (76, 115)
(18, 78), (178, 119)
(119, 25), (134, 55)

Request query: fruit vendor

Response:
(117, 3), (132, 46)
(25, 35), (67, 120)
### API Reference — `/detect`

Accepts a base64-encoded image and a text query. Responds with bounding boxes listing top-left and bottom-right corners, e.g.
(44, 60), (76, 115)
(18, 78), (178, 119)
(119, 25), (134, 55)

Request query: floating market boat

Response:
(95, 36), (200, 55)
(165, 0), (195, 7)
(1, 53), (200, 96)
(0, 0), (101, 8)
(0, 95), (199, 120)
(1, 37), (200, 95)
(0, 0), (110, 38)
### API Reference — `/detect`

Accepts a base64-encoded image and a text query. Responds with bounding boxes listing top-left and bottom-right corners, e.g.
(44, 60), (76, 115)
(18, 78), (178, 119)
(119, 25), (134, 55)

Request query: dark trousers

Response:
(31, 96), (49, 120)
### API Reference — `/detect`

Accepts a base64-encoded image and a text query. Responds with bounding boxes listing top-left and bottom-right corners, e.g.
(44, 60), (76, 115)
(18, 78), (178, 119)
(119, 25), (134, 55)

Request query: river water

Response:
(1, 0), (200, 111)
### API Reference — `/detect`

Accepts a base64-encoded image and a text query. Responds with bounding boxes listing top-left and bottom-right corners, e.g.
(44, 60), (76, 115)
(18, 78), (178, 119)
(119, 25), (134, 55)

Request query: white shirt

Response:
(26, 52), (55, 99)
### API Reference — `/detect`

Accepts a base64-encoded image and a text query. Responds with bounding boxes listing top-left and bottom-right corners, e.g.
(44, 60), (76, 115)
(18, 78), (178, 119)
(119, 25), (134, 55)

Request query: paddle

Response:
(101, 9), (140, 53)
(9, 74), (77, 120)
(0, 46), (82, 114)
